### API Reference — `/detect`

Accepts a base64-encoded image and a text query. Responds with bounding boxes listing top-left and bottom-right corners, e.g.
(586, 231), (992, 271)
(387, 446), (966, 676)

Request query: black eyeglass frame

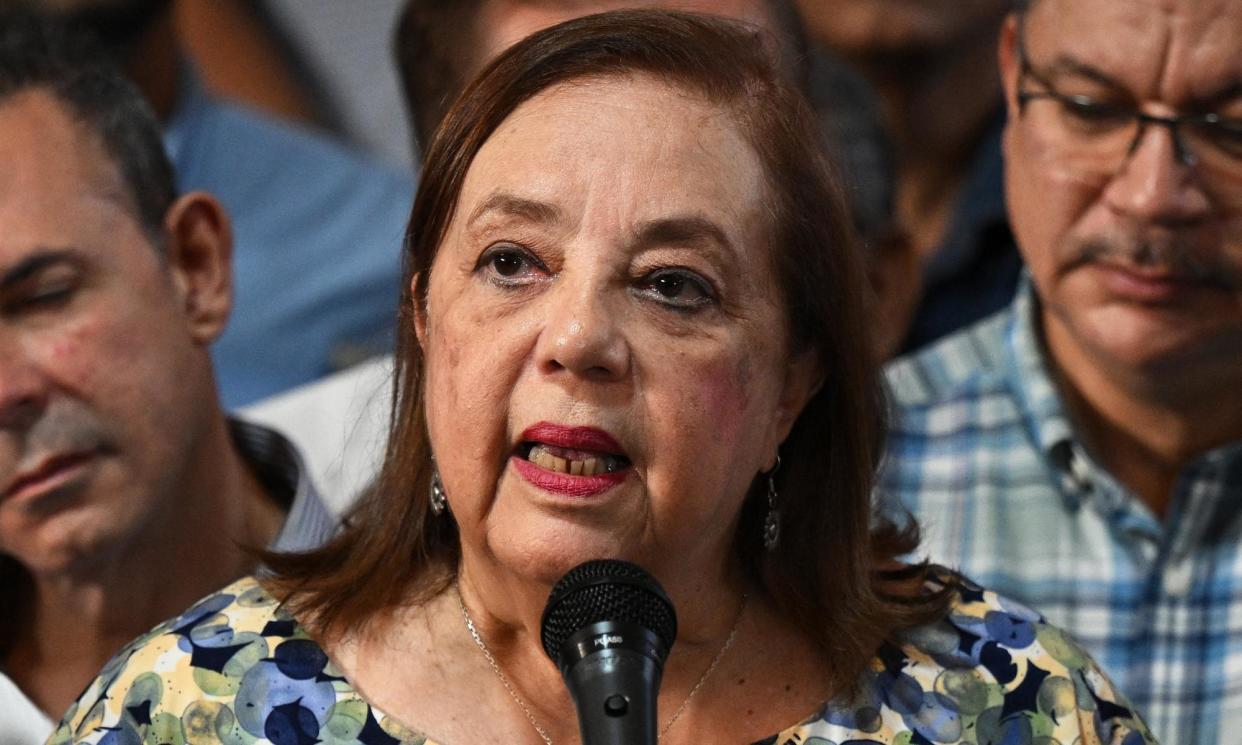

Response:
(1013, 21), (1242, 170)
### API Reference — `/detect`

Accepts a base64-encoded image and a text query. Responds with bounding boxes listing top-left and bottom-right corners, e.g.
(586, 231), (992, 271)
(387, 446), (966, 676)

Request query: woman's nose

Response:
(534, 278), (630, 383)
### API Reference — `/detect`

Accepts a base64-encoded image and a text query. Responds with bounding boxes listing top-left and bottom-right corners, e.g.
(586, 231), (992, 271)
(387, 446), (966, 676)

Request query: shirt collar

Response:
(1002, 278), (1077, 460)
(1000, 279), (1124, 515)
(226, 417), (337, 554)
(1000, 280), (1242, 539)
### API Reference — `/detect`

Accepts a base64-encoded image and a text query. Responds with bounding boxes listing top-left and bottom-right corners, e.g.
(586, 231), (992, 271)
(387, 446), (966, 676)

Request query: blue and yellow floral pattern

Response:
(49, 573), (1155, 744)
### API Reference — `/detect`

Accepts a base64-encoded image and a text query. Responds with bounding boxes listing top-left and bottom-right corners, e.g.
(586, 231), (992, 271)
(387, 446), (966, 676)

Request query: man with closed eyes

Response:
(0, 11), (334, 743)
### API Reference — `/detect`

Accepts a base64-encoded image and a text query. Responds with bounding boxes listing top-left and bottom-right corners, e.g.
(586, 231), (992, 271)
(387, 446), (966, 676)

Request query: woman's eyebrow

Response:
(467, 192), (564, 229)
(633, 215), (734, 256)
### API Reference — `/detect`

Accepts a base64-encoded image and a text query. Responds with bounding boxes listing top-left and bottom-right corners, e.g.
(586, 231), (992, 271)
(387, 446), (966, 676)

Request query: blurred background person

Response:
(14, 0), (414, 407)
(54, 13), (1150, 745)
(171, 0), (329, 130)
(882, 0), (1242, 741)
(0, 10), (336, 743)
(255, 0), (412, 167)
(797, 0), (1019, 353)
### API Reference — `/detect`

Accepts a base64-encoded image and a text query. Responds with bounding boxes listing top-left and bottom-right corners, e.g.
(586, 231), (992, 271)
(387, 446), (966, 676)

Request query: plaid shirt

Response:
(880, 279), (1242, 745)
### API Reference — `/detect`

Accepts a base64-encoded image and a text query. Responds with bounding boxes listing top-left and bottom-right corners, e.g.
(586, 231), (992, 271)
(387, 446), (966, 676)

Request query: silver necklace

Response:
(457, 587), (748, 744)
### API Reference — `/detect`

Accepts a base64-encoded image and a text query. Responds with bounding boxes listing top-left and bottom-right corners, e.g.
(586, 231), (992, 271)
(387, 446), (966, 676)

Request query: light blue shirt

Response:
(881, 278), (1242, 745)
(165, 70), (413, 407)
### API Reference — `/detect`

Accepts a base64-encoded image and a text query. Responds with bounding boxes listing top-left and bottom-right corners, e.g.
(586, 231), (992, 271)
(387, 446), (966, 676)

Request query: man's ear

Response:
(163, 191), (233, 345)
(998, 14), (1023, 120)
(766, 348), (824, 470)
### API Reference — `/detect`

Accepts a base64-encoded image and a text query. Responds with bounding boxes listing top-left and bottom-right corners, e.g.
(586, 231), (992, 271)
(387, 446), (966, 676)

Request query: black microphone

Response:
(540, 559), (678, 745)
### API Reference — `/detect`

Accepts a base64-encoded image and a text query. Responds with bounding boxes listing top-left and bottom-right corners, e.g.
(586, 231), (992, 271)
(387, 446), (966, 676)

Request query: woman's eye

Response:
(476, 244), (544, 284)
(492, 251), (528, 276)
(637, 269), (716, 309)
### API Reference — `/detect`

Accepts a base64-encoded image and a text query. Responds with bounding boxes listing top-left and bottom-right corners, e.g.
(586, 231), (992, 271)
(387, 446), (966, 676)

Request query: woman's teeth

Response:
(527, 444), (624, 476)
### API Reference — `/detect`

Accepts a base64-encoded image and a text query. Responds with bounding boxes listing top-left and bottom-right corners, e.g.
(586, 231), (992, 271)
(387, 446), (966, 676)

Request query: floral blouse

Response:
(48, 572), (1156, 745)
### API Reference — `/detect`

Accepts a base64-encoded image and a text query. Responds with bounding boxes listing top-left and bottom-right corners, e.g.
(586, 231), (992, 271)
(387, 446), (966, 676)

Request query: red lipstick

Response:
(511, 458), (628, 497)
(512, 422), (630, 497)
(519, 422), (626, 454)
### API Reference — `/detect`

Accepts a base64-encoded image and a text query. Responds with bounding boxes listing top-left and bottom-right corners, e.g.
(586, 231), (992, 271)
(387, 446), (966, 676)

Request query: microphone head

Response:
(540, 559), (678, 664)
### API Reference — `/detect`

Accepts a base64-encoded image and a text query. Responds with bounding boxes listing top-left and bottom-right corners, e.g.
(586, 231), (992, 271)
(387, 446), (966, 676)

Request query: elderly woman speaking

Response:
(52, 10), (1153, 745)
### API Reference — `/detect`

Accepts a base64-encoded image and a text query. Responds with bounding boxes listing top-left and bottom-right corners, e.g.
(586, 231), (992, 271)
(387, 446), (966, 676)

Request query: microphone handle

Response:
(560, 621), (665, 745)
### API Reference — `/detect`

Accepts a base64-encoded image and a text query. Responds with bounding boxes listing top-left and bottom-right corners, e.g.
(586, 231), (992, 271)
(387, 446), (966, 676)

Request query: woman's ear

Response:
(412, 272), (428, 348)
(163, 191), (233, 345)
(768, 348), (823, 468)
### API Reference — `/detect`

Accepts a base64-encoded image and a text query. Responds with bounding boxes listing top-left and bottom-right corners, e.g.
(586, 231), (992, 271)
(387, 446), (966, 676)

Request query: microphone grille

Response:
(540, 559), (677, 661)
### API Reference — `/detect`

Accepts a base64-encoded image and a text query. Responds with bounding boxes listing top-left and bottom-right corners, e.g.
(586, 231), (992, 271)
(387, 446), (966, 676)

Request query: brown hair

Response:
(269, 9), (946, 694)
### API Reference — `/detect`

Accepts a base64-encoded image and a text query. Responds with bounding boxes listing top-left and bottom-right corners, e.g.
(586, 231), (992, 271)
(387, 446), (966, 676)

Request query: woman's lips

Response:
(512, 422), (631, 497)
(518, 422), (626, 454)
(511, 456), (629, 497)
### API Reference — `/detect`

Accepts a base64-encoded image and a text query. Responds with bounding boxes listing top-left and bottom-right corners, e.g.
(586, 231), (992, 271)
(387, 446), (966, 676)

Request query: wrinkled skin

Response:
(1001, 0), (1242, 393)
(416, 76), (817, 594)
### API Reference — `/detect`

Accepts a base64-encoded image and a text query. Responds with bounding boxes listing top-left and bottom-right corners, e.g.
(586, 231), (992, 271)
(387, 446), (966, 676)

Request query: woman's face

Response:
(418, 75), (816, 588)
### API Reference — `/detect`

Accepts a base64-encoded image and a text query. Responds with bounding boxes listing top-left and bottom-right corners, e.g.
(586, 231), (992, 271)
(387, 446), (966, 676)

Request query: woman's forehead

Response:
(453, 75), (767, 237)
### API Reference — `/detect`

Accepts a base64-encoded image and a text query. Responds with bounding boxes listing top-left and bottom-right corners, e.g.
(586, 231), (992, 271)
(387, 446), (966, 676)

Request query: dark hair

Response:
(394, 0), (487, 156)
(395, 0), (813, 158)
(0, 4), (176, 241)
(271, 9), (946, 694)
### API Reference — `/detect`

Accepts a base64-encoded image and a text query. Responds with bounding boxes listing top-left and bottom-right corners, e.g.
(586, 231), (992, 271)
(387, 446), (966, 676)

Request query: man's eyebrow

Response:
(0, 249), (86, 291)
(466, 192), (564, 229)
(1038, 58), (1242, 111)
(634, 215), (735, 255)
(1038, 56), (1129, 91)
(1190, 80), (1242, 111)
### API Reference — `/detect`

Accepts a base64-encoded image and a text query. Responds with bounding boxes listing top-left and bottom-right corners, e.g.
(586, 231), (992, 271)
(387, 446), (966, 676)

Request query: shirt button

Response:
(1162, 558), (1194, 597)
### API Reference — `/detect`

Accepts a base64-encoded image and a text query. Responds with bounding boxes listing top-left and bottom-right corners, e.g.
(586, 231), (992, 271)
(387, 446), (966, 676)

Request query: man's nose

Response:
(0, 341), (49, 429)
(1104, 122), (1212, 225)
(535, 276), (630, 383)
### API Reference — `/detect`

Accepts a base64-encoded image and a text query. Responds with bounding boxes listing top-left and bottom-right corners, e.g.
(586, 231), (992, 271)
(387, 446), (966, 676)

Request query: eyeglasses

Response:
(1015, 30), (1242, 200)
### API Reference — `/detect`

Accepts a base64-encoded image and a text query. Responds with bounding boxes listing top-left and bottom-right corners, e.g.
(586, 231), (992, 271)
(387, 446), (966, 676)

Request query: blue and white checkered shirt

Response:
(880, 278), (1242, 745)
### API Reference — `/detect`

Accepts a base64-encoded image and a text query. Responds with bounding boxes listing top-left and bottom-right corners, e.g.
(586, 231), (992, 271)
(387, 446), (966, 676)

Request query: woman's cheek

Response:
(662, 349), (754, 455)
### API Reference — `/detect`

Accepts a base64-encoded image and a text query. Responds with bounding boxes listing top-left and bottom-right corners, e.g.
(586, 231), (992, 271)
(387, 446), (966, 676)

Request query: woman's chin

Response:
(484, 521), (644, 588)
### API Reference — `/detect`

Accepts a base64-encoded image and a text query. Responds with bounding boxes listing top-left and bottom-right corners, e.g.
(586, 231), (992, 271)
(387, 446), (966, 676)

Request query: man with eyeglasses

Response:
(880, 0), (1242, 742)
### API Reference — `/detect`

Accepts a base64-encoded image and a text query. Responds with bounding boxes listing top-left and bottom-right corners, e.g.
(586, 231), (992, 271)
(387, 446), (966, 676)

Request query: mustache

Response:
(7, 405), (111, 478)
(1068, 236), (1242, 292)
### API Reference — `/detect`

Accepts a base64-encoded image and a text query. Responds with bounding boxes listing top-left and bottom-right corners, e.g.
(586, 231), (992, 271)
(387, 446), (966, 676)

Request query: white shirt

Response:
(0, 671), (53, 745)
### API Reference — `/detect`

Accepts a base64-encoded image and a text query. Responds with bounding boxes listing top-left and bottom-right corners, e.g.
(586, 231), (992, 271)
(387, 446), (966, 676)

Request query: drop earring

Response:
(762, 455), (781, 551)
(430, 462), (447, 516)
